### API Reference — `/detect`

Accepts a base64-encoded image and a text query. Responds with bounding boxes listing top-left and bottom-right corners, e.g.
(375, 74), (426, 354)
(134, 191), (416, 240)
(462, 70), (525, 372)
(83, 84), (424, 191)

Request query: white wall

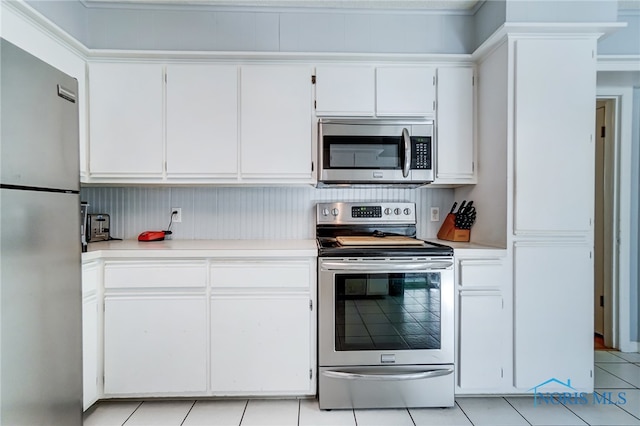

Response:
(599, 10), (640, 55)
(80, 186), (454, 241)
(26, 0), (476, 53)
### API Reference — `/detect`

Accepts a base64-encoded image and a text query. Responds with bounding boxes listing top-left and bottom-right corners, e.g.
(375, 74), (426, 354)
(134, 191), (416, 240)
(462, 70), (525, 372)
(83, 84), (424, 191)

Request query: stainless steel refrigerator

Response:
(1, 39), (82, 425)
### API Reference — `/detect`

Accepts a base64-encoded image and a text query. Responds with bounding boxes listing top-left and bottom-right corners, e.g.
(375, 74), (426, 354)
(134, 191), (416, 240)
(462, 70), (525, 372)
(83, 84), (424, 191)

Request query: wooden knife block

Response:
(437, 213), (470, 242)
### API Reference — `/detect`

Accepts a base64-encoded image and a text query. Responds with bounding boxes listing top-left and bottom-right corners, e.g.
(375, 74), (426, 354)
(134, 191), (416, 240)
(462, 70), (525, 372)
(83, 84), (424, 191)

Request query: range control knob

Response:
(322, 208), (330, 216)
(404, 208), (412, 215)
(384, 208), (392, 215)
(394, 208), (401, 215)
(331, 208), (339, 216)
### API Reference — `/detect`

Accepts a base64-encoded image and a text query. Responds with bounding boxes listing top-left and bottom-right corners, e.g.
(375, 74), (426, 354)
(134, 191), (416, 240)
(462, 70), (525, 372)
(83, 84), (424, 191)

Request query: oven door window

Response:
(324, 136), (401, 169)
(334, 272), (441, 351)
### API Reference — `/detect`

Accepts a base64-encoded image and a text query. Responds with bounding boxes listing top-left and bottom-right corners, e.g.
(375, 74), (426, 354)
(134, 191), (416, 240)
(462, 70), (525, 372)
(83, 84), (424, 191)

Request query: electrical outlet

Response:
(430, 207), (440, 222)
(171, 207), (182, 223)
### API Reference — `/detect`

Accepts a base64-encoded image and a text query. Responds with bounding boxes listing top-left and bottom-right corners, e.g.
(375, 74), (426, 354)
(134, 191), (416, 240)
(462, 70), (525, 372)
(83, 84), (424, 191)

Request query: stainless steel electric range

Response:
(316, 202), (455, 409)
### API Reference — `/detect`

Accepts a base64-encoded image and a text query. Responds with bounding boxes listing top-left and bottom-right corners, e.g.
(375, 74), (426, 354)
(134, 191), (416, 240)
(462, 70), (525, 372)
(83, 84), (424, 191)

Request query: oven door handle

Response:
(321, 261), (453, 271)
(402, 127), (411, 178)
(322, 368), (453, 381)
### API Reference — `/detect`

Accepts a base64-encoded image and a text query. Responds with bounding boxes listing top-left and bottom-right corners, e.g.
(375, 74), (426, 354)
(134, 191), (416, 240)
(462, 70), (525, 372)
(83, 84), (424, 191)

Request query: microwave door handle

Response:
(402, 128), (411, 178)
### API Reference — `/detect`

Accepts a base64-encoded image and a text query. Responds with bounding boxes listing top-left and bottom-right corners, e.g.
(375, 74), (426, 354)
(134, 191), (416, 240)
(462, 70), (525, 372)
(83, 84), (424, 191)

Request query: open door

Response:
(594, 100), (614, 348)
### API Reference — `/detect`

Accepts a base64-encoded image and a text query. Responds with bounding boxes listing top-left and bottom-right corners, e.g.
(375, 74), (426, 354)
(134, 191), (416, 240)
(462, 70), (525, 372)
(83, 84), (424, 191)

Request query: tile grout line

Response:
(297, 399), (300, 426)
(179, 400), (197, 426)
(501, 397), (532, 426)
(405, 407), (416, 426)
(593, 389), (640, 423)
(454, 399), (475, 426)
(238, 399), (249, 426)
(595, 364), (639, 389)
(121, 401), (144, 426)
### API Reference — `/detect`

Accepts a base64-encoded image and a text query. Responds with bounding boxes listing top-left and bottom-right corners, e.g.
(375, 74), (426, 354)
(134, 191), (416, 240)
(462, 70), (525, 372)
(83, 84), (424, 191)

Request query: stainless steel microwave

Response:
(318, 119), (434, 186)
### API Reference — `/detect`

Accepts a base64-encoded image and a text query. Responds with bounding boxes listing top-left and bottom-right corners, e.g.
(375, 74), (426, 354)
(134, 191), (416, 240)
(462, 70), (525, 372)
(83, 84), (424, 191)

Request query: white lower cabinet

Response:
(104, 296), (208, 395)
(209, 260), (316, 396)
(514, 243), (593, 391)
(82, 261), (101, 410)
(455, 254), (509, 394)
(210, 295), (311, 394)
(103, 261), (208, 396)
(100, 257), (316, 397)
(459, 292), (503, 389)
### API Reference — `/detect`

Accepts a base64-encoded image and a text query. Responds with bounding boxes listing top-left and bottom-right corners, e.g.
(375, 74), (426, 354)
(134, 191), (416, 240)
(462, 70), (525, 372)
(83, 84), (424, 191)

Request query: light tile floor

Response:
(84, 350), (640, 426)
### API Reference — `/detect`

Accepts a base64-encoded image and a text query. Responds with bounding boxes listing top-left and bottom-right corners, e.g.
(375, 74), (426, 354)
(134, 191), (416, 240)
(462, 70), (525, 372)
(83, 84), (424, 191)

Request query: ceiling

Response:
(81, 0), (482, 10)
(82, 0), (640, 10)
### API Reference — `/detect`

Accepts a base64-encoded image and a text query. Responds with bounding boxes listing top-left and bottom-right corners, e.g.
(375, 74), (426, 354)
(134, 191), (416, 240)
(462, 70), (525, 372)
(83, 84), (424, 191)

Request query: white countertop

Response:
(82, 239), (318, 261)
(425, 238), (507, 253)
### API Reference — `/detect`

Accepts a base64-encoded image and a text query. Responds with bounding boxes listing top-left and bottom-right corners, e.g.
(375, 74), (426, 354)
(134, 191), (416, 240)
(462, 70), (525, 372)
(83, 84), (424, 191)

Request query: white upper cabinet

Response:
(166, 64), (238, 180)
(315, 65), (435, 117)
(434, 66), (475, 185)
(240, 65), (314, 182)
(88, 62), (164, 178)
(376, 67), (435, 117)
(513, 38), (596, 235)
(315, 66), (375, 116)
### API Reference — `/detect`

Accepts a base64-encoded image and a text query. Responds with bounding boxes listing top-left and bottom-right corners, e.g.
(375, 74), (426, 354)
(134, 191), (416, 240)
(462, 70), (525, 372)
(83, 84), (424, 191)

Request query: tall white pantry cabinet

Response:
(462, 33), (598, 394)
(511, 36), (596, 392)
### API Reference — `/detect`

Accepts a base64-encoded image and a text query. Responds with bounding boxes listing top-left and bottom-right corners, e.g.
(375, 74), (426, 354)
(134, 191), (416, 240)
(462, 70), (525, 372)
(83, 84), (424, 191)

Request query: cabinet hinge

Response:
(433, 100), (436, 111)
(310, 369), (313, 380)
(309, 299), (313, 311)
(312, 75), (316, 84)
(601, 126), (606, 138)
(600, 295), (604, 307)
(501, 298), (504, 309)
(433, 75), (436, 85)
(472, 162), (475, 173)
(472, 75), (475, 86)
(311, 162), (314, 172)
(501, 368), (504, 378)
(314, 100), (317, 109)
(590, 369), (593, 378)
(164, 161), (167, 172)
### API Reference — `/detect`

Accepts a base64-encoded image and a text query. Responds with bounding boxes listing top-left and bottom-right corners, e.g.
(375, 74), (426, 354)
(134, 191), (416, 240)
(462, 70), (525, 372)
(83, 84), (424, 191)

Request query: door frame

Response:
(596, 87), (637, 352)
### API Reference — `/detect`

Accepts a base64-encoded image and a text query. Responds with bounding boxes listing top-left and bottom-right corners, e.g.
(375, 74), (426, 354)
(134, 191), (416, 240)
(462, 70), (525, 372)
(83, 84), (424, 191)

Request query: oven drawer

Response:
(318, 365), (454, 409)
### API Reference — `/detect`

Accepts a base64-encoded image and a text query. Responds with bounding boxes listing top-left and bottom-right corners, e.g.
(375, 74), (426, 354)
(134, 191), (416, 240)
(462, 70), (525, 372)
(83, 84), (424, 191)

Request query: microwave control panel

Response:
(411, 137), (431, 169)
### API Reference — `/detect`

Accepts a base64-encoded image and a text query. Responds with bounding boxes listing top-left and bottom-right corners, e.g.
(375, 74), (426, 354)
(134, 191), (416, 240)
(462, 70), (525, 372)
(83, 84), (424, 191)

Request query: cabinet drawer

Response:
(211, 261), (311, 289)
(104, 261), (207, 289)
(458, 259), (506, 288)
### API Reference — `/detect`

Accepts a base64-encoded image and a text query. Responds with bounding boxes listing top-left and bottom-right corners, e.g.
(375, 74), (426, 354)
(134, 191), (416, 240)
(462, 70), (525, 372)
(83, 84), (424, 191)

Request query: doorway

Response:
(594, 99), (615, 349)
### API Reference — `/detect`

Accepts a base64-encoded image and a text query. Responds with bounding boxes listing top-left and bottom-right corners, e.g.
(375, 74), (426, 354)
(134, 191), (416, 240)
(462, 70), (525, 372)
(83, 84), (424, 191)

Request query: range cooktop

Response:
(316, 202), (453, 258)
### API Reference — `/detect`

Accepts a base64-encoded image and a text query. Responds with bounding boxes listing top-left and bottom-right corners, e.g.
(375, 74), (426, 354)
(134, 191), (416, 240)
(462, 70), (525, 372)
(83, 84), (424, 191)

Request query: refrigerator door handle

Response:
(57, 85), (77, 103)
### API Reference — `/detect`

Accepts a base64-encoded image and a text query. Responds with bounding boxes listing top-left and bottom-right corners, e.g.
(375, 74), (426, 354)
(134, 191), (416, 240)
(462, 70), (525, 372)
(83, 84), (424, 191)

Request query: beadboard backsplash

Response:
(81, 186), (454, 241)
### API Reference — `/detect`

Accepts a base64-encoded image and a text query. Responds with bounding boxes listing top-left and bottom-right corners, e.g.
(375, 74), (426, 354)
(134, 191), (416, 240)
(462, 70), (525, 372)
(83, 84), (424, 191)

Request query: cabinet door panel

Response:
(376, 67), (435, 116)
(104, 297), (207, 395)
(514, 244), (593, 390)
(436, 67), (474, 182)
(513, 39), (596, 234)
(459, 292), (503, 389)
(315, 66), (375, 116)
(211, 295), (311, 394)
(166, 64), (238, 177)
(89, 63), (163, 176)
(82, 262), (100, 410)
(240, 65), (313, 180)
